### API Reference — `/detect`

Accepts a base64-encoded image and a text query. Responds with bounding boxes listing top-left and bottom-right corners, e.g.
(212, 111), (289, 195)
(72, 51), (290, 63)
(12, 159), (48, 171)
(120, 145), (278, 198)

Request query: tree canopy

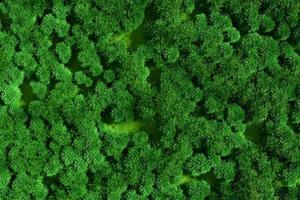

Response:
(0, 0), (299, 199)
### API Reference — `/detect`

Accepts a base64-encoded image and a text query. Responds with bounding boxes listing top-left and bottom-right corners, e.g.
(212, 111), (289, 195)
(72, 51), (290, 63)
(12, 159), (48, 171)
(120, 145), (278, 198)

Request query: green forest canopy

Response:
(0, 0), (299, 199)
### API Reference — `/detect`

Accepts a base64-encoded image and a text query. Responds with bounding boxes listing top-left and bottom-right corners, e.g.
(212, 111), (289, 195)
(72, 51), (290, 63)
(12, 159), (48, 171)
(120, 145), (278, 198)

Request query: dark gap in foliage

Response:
(66, 46), (81, 73)
(73, 74), (95, 96)
(259, 23), (278, 41)
(202, 55), (214, 67)
(223, 106), (230, 123)
(50, 32), (64, 51)
(120, 191), (129, 199)
(131, 97), (141, 121)
(244, 124), (262, 145)
(45, 137), (52, 153)
(251, 159), (263, 174)
(98, 52), (110, 71)
(287, 100), (299, 134)
(232, 16), (251, 35)
(219, 6), (234, 17)
(170, 129), (183, 150)
(191, 76), (199, 86)
(231, 42), (245, 60)
(144, 1), (157, 21)
(221, 150), (235, 162)
(178, 48), (190, 62)
(128, 26), (146, 50)
(133, 183), (145, 195)
(231, 97), (252, 123)
(119, 141), (134, 167)
(230, 124), (240, 133)
(101, 106), (114, 124)
(192, 98), (206, 118)
(223, 31), (231, 43)
(128, 3), (155, 50)
(86, 169), (95, 190)
(145, 59), (161, 87)
(44, 175), (63, 198)
(69, 129), (79, 147)
(63, 119), (77, 138)
(291, 45), (300, 56)
(47, 77), (59, 92)
(144, 120), (160, 142)
(192, 38), (202, 47)
(14, 42), (21, 53)
(231, 175), (242, 197)
(72, 70), (93, 95)
(88, 33), (99, 44)
(87, 75), (102, 91)
(228, 97), (247, 114)
(108, 60), (122, 75)
(42, 119), (52, 134)
(100, 71), (114, 88)
(210, 63), (223, 81)
(192, 140), (209, 157)
(0, 97), (4, 106)
(149, 121), (164, 148)
(220, 6), (249, 36)
(199, 102), (219, 121)
(276, 187), (292, 200)
(278, 54), (294, 71)
(262, 66), (275, 78)
(0, 12), (11, 32)
(126, 184), (139, 196)
(147, 65), (160, 86)
(7, 173), (16, 190)
(42, 1), (53, 15)
(192, 0), (211, 19)
(78, 85), (90, 96)
(99, 60), (121, 88)
(243, 111), (253, 125)
(105, 155), (118, 166)
(31, 49), (41, 67)
(160, 144), (173, 158)
(36, 16), (43, 26)
(20, 78), (36, 107)
(36, 6), (53, 26)
(150, 119), (161, 142)
(148, 195), (156, 200)
(119, 145), (130, 163)
(259, 1), (271, 15)
(66, 6), (80, 26)
(99, 54), (122, 77)
(191, 76), (204, 90)
(5, 145), (15, 175)
(288, 28), (300, 53)
(117, 20), (126, 32)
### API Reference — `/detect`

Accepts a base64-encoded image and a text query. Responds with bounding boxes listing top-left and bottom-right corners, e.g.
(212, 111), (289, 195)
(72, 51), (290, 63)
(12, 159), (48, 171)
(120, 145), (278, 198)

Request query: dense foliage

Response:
(0, 0), (299, 199)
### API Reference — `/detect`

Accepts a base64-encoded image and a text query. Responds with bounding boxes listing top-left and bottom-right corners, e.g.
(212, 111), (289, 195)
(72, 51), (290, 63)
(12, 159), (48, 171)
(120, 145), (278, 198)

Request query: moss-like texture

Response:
(0, 0), (300, 199)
